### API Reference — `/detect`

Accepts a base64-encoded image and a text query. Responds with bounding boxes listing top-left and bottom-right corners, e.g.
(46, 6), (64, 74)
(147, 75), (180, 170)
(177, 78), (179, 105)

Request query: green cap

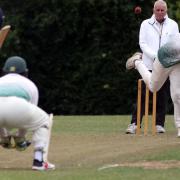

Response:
(3, 56), (28, 73)
(158, 33), (180, 68)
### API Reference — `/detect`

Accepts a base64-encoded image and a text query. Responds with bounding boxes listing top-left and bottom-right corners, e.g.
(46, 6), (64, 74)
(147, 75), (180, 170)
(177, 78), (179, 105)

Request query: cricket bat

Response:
(0, 25), (11, 48)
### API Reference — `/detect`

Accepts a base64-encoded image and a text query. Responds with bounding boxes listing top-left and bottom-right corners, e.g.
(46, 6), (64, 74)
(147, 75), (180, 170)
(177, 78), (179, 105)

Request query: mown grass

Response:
(1, 115), (180, 180)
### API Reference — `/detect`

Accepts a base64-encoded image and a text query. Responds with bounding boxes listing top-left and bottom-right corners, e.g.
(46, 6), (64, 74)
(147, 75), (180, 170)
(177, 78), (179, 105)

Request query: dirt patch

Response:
(0, 131), (179, 170)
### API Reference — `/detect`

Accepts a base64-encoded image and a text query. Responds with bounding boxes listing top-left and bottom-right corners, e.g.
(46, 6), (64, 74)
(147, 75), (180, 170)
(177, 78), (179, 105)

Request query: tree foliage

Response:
(0, 0), (177, 115)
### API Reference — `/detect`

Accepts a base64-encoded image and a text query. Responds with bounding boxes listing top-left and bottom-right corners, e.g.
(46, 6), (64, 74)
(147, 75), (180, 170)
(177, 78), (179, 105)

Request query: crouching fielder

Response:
(126, 33), (180, 137)
(0, 56), (55, 170)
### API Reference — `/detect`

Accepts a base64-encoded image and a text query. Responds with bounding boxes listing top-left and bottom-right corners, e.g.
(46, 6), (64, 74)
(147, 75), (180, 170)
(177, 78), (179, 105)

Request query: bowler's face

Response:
(153, 4), (167, 23)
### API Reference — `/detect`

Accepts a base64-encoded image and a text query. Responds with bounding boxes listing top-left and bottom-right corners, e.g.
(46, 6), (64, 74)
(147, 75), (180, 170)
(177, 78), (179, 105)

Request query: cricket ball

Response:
(134, 6), (142, 14)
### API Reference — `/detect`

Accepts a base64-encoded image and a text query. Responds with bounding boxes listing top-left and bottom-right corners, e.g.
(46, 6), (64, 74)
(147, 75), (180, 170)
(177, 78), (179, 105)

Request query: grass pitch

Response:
(0, 115), (180, 180)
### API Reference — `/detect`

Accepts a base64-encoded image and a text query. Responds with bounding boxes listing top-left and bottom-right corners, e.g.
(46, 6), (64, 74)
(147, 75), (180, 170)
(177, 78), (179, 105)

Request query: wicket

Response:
(136, 79), (157, 135)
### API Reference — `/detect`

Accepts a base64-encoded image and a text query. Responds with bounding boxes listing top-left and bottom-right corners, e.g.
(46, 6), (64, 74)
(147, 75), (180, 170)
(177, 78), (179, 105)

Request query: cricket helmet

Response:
(158, 33), (180, 68)
(3, 56), (28, 74)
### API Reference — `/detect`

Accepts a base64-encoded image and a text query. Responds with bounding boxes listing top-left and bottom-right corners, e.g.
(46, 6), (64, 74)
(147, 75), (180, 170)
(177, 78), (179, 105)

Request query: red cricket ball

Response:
(134, 6), (142, 14)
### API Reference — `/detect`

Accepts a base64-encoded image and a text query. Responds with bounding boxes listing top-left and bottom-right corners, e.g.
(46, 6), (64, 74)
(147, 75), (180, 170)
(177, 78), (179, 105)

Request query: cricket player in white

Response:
(0, 56), (55, 170)
(126, 33), (180, 137)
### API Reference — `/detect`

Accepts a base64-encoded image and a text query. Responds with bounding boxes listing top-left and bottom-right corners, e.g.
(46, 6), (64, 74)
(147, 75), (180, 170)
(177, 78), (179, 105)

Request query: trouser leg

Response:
(169, 64), (180, 128)
(156, 79), (170, 127)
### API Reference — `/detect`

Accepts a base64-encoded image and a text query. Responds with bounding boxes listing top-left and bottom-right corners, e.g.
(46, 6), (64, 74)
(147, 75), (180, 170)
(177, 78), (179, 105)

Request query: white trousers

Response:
(136, 60), (180, 128)
(0, 96), (50, 149)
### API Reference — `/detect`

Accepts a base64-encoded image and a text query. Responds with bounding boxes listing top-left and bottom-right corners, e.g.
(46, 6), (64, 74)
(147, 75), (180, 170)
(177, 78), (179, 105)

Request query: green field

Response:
(1, 115), (180, 180)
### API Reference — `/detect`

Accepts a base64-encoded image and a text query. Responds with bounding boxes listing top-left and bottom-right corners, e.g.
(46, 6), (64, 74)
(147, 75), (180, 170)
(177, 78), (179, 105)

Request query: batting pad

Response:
(43, 113), (53, 162)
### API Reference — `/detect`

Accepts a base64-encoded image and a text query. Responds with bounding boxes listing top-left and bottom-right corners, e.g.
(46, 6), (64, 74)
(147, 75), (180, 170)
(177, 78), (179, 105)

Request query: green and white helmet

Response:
(158, 33), (180, 68)
(3, 56), (28, 74)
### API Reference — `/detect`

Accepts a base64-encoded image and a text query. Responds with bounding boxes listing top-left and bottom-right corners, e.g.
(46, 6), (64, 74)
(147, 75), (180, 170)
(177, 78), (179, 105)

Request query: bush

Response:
(1, 0), (175, 115)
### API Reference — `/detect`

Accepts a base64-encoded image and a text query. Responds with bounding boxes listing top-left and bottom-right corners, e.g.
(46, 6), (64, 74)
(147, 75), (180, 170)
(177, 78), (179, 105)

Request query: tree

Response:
(0, 0), (167, 115)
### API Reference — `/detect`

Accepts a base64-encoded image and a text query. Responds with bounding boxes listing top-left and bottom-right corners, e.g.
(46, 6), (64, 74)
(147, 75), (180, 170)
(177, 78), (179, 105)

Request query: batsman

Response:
(126, 33), (180, 137)
(0, 56), (55, 171)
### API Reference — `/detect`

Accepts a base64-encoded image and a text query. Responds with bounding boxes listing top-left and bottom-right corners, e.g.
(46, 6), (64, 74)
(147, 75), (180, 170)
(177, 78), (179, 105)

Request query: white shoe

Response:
(156, 125), (165, 133)
(177, 128), (180, 137)
(44, 162), (55, 170)
(32, 159), (55, 171)
(126, 52), (142, 70)
(126, 123), (137, 134)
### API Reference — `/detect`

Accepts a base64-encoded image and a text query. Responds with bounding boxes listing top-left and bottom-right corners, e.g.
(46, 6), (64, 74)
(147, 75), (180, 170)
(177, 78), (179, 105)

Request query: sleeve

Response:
(173, 22), (179, 34)
(139, 21), (156, 60)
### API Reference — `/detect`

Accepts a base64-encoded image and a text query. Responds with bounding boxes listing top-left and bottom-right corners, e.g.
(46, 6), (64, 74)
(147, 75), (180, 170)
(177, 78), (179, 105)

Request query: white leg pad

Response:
(43, 113), (53, 162)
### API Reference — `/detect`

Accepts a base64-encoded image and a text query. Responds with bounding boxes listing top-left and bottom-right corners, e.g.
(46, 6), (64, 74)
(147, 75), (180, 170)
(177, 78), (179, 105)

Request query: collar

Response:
(148, 14), (168, 25)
